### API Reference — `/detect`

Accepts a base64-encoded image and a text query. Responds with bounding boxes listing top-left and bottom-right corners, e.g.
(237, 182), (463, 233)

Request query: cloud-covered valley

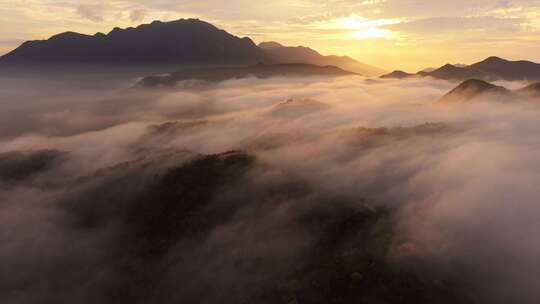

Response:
(2, 73), (540, 303)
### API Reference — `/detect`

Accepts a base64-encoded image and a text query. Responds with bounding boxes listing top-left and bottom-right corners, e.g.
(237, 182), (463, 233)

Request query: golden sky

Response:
(2, 0), (540, 71)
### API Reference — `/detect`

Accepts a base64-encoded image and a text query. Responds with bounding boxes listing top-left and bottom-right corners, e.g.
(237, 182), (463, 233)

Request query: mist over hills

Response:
(517, 83), (540, 97)
(5, 13), (540, 304)
(138, 63), (356, 88)
(380, 70), (414, 79)
(439, 78), (540, 103)
(4, 67), (540, 303)
(382, 56), (540, 82)
(0, 19), (381, 76)
(439, 79), (510, 103)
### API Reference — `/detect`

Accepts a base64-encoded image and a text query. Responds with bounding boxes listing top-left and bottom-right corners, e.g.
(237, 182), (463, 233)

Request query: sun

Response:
(339, 16), (367, 30)
(352, 28), (393, 40)
(338, 15), (399, 40)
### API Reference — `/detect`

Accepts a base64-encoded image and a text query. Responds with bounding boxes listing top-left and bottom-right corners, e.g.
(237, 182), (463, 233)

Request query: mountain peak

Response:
(259, 41), (285, 49)
(440, 79), (509, 103)
(0, 18), (384, 76)
(456, 79), (496, 90)
(412, 56), (540, 81)
(481, 56), (507, 64)
(439, 63), (459, 70)
(49, 31), (92, 41)
(108, 27), (123, 35)
(419, 62), (489, 80)
(0, 18), (267, 64)
(380, 70), (414, 79)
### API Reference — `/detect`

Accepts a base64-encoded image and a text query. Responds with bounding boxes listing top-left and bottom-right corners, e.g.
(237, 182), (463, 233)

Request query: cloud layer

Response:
(2, 72), (540, 303)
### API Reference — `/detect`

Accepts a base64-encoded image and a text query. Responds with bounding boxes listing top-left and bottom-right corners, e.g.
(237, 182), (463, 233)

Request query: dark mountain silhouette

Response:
(258, 41), (284, 49)
(259, 41), (385, 76)
(438, 78), (540, 103)
(0, 20), (384, 77)
(138, 63), (356, 88)
(383, 64), (488, 80)
(383, 56), (540, 81)
(380, 70), (415, 79)
(439, 79), (510, 103)
(419, 64), (489, 80)
(468, 56), (540, 81)
(0, 19), (268, 65)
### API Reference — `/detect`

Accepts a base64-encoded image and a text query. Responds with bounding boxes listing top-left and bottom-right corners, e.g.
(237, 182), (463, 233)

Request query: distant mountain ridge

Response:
(0, 19), (383, 76)
(382, 56), (540, 81)
(138, 63), (356, 88)
(380, 70), (414, 79)
(259, 41), (385, 76)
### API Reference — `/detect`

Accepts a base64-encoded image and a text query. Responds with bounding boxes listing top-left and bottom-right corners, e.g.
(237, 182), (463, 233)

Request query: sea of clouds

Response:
(1, 73), (540, 303)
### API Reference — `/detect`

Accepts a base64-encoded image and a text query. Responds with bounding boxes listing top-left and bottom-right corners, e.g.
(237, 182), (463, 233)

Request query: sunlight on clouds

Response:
(361, 0), (386, 4)
(328, 14), (401, 30)
(304, 14), (403, 41)
(351, 28), (392, 40)
(336, 15), (402, 40)
(6, 1), (540, 70)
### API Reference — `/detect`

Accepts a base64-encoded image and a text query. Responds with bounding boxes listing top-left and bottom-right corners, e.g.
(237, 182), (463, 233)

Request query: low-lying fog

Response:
(1, 73), (540, 303)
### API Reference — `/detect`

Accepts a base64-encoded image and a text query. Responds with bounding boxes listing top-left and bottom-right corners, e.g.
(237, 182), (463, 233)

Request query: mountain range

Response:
(0, 19), (265, 65)
(138, 63), (355, 88)
(6, 18), (540, 82)
(382, 56), (540, 82)
(0, 19), (382, 76)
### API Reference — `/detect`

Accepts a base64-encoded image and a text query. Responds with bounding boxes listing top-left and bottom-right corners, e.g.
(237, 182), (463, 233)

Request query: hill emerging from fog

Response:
(137, 63), (356, 88)
(439, 79), (510, 103)
(380, 70), (415, 79)
(439, 78), (540, 103)
(0, 19), (382, 76)
(382, 56), (540, 82)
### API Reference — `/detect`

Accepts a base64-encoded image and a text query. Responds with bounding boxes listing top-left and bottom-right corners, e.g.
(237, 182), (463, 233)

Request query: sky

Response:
(2, 0), (540, 71)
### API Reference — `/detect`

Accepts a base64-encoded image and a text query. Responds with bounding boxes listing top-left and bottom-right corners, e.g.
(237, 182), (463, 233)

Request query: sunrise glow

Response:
(2, 1), (540, 73)
(4, 1), (540, 303)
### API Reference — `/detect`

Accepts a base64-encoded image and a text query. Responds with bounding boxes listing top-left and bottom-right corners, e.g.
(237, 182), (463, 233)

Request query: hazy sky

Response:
(2, 0), (540, 70)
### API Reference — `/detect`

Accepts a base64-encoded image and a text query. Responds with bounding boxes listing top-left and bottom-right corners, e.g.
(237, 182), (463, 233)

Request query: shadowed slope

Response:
(259, 41), (385, 76)
(0, 19), (267, 65)
(137, 63), (356, 88)
(0, 20), (385, 77)
(439, 79), (510, 103)
(380, 70), (415, 79)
